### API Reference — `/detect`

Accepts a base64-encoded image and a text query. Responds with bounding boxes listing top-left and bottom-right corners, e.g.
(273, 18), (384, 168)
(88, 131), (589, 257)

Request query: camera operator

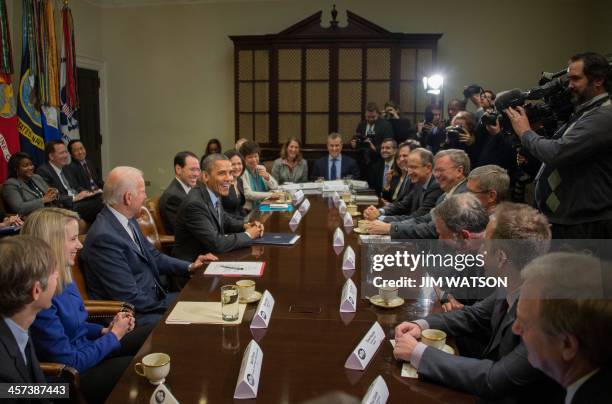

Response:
(351, 102), (394, 179)
(382, 101), (415, 143)
(442, 111), (480, 164)
(463, 84), (485, 121)
(417, 103), (445, 154)
(445, 98), (466, 126)
(475, 91), (517, 172)
(506, 52), (612, 238)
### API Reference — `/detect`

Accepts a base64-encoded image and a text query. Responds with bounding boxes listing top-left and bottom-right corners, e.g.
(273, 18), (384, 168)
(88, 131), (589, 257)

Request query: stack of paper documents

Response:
(166, 302), (246, 324)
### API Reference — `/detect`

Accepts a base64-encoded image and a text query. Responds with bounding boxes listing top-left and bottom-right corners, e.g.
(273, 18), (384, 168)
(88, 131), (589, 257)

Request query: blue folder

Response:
(252, 233), (301, 246)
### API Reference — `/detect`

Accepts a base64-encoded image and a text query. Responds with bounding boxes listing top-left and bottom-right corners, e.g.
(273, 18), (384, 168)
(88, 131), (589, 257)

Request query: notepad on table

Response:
(204, 261), (266, 276)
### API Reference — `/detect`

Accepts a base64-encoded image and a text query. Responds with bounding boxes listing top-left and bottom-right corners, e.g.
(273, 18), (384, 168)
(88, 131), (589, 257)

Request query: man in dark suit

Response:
(311, 133), (360, 181)
(81, 166), (216, 325)
(367, 139), (397, 198)
(36, 140), (103, 223)
(367, 148), (461, 238)
(393, 203), (563, 403)
(514, 252), (612, 404)
(66, 139), (104, 191)
(159, 151), (201, 234)
(173, 154), (263, 260)
(0, 236), (58, 387)
(365, 147), (442, 222)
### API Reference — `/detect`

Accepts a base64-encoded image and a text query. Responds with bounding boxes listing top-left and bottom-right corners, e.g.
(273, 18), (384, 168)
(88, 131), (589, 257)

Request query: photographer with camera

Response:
(382, 101), (415, 143)
(442, 111), (481, 165)
(506, 52), (612, 238)
(350, 102), (394, 179)
(417, 103), (446, 154)
(464, 84), (485, 121)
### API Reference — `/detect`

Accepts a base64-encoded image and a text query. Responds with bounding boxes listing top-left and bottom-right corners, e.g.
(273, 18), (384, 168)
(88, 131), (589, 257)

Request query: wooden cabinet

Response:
(231, 8), (441, 159)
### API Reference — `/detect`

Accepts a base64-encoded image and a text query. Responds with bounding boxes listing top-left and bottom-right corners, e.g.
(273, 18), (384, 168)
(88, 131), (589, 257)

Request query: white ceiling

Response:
(82, 0), (281, 8)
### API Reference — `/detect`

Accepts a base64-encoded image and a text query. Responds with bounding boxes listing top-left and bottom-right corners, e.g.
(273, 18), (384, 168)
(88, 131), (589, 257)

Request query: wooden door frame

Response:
(76, 55), (110, 176)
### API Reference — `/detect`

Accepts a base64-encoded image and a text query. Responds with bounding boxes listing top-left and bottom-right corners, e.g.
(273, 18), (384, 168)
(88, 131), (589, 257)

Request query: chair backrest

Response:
(263, 160), (273, 174)
(136, 205), (162, 251)
(71, 247), (90, 300)
(145, 196), (168, 236)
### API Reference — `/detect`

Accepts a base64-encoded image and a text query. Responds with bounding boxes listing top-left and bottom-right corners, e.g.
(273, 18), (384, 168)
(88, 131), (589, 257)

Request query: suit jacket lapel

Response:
(103, 208), (148, 261)
(484, 299), (516, 356)
(200, 187), (223, 230)
(0, 320), (31, 381)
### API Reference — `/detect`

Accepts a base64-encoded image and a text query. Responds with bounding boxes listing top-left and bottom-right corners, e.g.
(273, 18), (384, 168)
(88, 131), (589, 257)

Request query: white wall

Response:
(9, 0), (611, 193)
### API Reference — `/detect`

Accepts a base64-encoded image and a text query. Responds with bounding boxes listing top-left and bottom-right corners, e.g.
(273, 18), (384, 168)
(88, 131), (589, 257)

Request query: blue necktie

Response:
(330, 158), (338, 180)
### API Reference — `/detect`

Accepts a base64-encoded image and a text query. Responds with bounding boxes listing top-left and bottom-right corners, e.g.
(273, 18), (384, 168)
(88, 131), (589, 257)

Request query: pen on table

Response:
(220, 265), (244, 270)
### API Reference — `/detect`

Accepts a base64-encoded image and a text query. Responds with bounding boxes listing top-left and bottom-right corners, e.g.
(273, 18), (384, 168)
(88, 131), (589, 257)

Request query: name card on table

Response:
(344, 322), (385, 370)
(340, 278), (357, 313)
(333, 227), (345, 254)
(338, 200), (347, 215)
(342, 246), (356, 270)
(250, 290), (275, 329)
(292, 190), (305, 204)
(298, 198), (311, 214)
(362, 375), (389, 404)
(289, 210), (302, 232)
(150, 384), (180, 404)
(233, 340), (263, 399)
(343, 212), (354, 228)
(332, 192), (340, 206)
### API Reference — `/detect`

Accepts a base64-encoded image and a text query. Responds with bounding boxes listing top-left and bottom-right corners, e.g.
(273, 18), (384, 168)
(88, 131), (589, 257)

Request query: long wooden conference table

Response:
(107, 196), (475, 403)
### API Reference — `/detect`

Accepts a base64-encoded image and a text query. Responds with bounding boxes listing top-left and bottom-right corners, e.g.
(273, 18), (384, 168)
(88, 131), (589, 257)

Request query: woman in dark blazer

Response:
(2, 152), (60, 216)
(222, 150), (247, 219)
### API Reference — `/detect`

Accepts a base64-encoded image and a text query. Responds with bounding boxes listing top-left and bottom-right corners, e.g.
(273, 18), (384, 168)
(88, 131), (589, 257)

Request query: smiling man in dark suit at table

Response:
(311, 133), (360, 181)
(81, 166), (216, 325)
(159, 151), (201, 234)
(173, 154), (263, 260)
(0, 236), (59, 386)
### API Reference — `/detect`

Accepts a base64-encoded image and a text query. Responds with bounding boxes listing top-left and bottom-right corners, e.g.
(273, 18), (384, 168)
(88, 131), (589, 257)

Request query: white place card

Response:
(298, 198), (311, 214)
(340, 278), (357, 313)
(233, 340), (263, 399)
(342, 246), (356, 270)
(332, 191), (340, 206)
(250, 290), (275, 329)
(345, 322), (385, 370)
(150, 383), (180, 404)
(343, 212), (354, 228)
(333, 227), (345, 247)
(361, 375), (389, 404)
(292, 190), (305, 204)
(338, 200), (347, 215)
(289, 210), (302, 232)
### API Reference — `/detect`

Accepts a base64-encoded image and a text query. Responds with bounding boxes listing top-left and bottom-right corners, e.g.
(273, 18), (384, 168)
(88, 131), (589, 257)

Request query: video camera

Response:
(354, 132), (376, 149)
(478, 68), (573, 137)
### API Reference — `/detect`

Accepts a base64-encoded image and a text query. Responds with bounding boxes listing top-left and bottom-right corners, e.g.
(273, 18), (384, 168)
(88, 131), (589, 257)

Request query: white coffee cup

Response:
(379, 287), (398, 302)
(421, 329), (447, 350)
(236, 279), (256, 300)
(134, 353), (170, 385)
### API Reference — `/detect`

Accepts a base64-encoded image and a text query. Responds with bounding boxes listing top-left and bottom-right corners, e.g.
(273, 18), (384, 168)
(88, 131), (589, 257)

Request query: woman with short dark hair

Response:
(239, 140), (280, 211)
(271, 137), (308, 184)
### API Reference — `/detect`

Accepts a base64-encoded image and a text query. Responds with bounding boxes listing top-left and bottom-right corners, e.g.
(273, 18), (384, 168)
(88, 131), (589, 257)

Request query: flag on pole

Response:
(18, 0), (44, 166)
(59, 2), (79, 141)
(0, 0), (18, 182)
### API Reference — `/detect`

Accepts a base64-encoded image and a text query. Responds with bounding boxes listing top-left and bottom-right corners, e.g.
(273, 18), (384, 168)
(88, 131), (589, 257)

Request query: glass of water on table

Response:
(221, 285), (239, 321)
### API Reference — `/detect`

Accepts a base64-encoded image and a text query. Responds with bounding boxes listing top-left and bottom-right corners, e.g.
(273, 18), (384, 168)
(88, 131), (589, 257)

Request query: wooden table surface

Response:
(107, 196), (475, 403)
